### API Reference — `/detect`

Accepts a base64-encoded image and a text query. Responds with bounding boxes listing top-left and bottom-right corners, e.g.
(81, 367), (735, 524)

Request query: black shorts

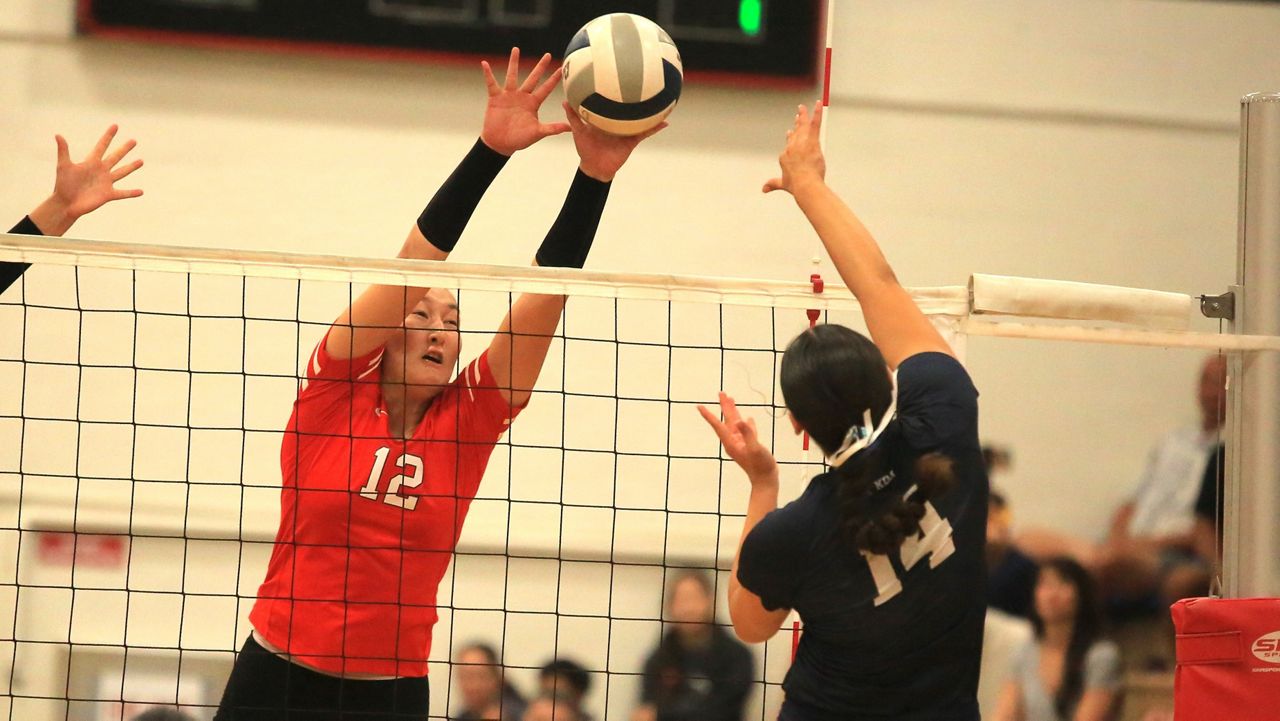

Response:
(214, 635), (430, 721)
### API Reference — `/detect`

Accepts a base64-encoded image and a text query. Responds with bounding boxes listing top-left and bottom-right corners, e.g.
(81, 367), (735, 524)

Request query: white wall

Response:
(2, 0), (1279, 718)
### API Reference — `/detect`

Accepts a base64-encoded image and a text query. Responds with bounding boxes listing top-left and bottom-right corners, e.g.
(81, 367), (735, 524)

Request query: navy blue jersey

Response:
(738, 352), (988, 721)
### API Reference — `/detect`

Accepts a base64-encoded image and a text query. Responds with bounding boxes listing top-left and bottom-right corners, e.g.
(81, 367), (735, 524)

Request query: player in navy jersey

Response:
(699, 103), (988, 721)
(4, 125), (144, 294)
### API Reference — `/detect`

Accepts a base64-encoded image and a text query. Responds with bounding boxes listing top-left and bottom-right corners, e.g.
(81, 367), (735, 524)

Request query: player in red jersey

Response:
(215, 49), (663, 721)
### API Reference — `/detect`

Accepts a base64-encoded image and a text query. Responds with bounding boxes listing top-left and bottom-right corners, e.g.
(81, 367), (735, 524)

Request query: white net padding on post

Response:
(1, 234), (1277, 721)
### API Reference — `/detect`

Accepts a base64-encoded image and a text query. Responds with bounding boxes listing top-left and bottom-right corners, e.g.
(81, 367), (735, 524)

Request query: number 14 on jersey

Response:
(862, 493), (956, 606)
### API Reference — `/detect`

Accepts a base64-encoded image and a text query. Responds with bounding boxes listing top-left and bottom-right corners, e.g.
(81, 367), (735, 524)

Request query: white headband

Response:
(827, 369), (899, 468)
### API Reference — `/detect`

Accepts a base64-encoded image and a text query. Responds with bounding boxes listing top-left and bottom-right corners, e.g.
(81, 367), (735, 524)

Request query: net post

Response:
(1223, 92), (1280, 598)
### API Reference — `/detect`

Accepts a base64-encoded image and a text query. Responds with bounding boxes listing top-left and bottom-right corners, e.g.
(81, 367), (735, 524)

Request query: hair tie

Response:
(828, 368), (898, 468)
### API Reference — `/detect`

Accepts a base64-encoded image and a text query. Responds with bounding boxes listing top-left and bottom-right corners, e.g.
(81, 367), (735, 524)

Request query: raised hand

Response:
(698, 392), (779, 483)
(763, 101), (826, 195)
(562, 102), (665, 183)
(31, 125), (144, 236)
(480, 48), (571, 156)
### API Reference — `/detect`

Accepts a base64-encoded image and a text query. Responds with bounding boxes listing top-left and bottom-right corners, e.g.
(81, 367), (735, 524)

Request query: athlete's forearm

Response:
(415, 138), (509, 255)
(791, 179), (899, 301)
(535, 169), (611, 269)
(27, 196), (75, 237)
(789, 178), (952, 366)
(729, 477), (779, 597)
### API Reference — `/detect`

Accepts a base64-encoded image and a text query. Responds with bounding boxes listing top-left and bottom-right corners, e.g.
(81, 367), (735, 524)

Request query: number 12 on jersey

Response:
(861, 490), (956, 606)
(359, 446), (424, 511)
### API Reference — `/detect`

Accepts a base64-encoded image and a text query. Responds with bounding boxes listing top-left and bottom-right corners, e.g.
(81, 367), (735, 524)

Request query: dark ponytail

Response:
(841, 451), (956, 555)
(780, 324), (957, 556)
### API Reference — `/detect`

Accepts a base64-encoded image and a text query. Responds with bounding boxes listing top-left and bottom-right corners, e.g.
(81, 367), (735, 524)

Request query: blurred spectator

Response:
(453, 642), (526, 721)
(983, 446), (1014, 478)
(992, 558), (1121, 721)
(1161, 443), (1226, 602)
(524, 692), (580, 721)
(131, 709), (194, 721)
(632, 569), (753, 721)
(1018, 356), (1226, 611)
(538, 659), (592, 721)
(987, 487), (1038, 619)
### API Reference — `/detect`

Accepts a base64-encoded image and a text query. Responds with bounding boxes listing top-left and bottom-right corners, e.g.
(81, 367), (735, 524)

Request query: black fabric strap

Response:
(535, 170), (612, 269)
(1, 216), (41, 295)
(416, 139), (509, 253)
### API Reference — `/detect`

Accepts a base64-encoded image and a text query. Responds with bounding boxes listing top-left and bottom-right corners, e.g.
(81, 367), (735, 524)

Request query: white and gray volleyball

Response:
(563, 13), (683, 136)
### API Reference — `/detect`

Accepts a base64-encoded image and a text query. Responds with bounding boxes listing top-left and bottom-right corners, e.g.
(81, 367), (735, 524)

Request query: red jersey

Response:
(250, 332), (521, 677)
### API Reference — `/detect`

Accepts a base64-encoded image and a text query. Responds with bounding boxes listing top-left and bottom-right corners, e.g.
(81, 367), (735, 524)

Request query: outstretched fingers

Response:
(104, 138), (138, 169)
(481, 60), (501, 96)
(533, 64), (564, 102)
(562, 101), (587, 132)
(632, 121), (668, 144)
(719, 392), (743, 426)
(111, 158), (144, 182)
(90, 124), (119, 162)
(504, 47), (521, 91)
(520, 52), (554, 93)
(538, 121), (572, 137)
(792, 105), (811, 143)
(55, 135), (70, 166)
(697, 404), (731, 443)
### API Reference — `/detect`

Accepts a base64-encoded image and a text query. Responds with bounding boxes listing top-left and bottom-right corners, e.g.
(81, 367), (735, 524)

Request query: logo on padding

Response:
(1252, 631), (1280, 663)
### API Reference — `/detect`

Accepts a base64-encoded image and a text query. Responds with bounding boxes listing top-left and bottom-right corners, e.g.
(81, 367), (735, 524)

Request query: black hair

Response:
(530, 691), (581, 721)
(457, 641), (525, 706)
(664, 568), (714, 610)
(981, 445), (1012, 473)
(780, 324), (957, 556)
(457, 640), (499, 665)
(1029, 557), (1105, 718)
(131, 710), (195, 721)
(540, 658), (591, 697)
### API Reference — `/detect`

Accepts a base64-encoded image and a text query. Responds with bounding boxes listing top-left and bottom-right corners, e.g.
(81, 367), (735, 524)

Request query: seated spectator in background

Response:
(1161, 443), (1226, 602)
(1018, 355), (1226, 611)
(983, 445), (1014, 479)
(131, 709), (194, 721)
(993, 558), (1121, 721)
(538, 659), (592, 721)
(632, 569), (753, 721)
(524, 692), (579, 721)
(453, 642), (526, 721)
(1192, 443), (1224, 563)
(987, 486), (1038, 618)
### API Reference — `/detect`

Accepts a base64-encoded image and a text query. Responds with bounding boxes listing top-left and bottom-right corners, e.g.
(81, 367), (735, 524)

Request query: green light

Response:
(739, 0), (763, 37)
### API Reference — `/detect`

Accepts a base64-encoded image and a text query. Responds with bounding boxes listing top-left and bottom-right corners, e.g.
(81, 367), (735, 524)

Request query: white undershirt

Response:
(251, 627), (398, 681)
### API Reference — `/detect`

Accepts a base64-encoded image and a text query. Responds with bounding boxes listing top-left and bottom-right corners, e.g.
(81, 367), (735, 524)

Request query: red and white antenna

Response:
(801, 0), (836, 450)
(791, 0), (836, 656)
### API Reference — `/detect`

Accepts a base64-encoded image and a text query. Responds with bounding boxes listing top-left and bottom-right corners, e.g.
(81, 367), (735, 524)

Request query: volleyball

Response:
(562, 13), (683, 136)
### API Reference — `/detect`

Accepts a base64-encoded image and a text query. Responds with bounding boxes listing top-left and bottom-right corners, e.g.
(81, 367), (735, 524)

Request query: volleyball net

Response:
(0, 234), (1273, 721)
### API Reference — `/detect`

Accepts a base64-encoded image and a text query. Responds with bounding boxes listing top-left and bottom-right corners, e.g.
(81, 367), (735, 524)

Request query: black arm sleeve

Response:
(2, 216), (42, 295)
(535, 170), (611, 269)
(415, 139), (509, 253)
